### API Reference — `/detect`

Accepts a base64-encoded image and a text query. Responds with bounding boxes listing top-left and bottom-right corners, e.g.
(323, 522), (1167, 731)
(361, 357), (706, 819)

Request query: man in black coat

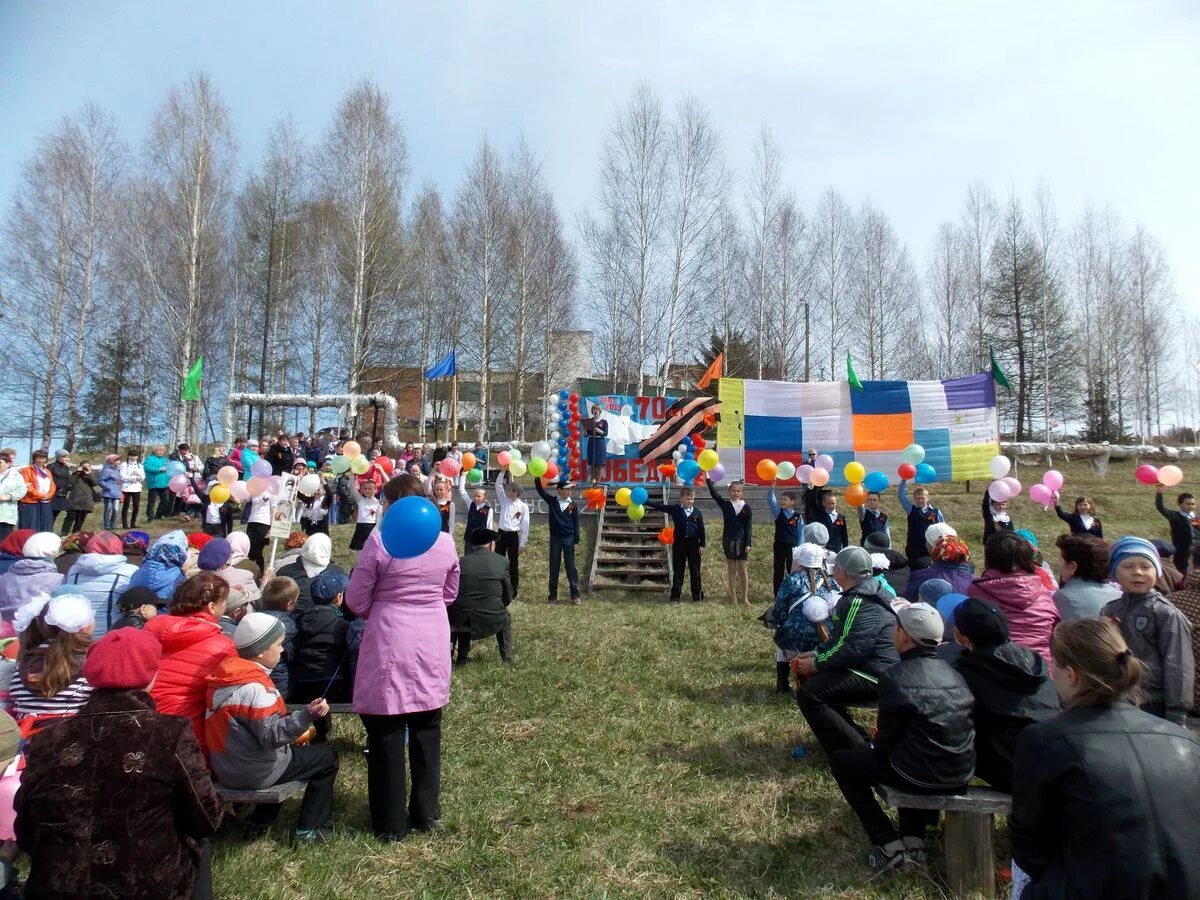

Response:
(449, 529), (513, 664)
(952, 598), (1060, 792)
(794, 547), (900, 756)
(266, 436), (296, 477)
(48, 448), (73, 531)
(828, 602), (976, 873)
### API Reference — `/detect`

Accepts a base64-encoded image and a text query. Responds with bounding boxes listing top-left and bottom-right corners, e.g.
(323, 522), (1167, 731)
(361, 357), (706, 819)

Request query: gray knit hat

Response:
(833, 546), (873, 580)
(234, 612), (285, 659)
(803, 522), (829, 547)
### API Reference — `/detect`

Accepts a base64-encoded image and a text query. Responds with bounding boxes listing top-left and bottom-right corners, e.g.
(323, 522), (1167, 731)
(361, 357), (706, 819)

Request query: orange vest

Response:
(18, 466), (55, 503)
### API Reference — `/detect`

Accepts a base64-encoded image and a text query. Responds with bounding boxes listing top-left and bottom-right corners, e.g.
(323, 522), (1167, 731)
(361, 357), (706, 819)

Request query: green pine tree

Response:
(81, 330), (150, 453)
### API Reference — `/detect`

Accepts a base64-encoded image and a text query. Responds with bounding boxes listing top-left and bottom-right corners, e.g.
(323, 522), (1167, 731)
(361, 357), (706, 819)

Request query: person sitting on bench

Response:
(828, 602), (975, 874)
(205, 613), (338, 843)
(793, 546), (900, 758)
(951, 598), (1059, 792)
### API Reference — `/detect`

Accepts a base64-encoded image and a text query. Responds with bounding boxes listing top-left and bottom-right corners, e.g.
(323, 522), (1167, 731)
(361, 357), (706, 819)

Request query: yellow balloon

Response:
(697, 448), (720, 471)
(844, 461), (866, 484)
(615, 487), (632, 507)
(350, 456), (370, 475)
(628, 503), (645, 521)
(208, 483), (230, 505)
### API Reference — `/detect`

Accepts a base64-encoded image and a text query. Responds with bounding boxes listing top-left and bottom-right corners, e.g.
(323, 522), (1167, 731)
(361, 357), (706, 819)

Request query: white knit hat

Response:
(792, 543), (826, 571)
(22, 532), (62, 561)
(44, 592), (94, 634)
(234, 612), (285, 659)
(924, 522), (957, 550)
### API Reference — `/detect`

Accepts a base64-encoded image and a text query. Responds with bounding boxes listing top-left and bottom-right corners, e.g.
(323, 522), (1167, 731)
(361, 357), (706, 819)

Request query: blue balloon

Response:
(936, 592), (969, 624)
(863, 471), (890, 493)
(915, 463), (937, 484)
(165, 460), (186, 478)
(684, 451), (694, 461)
(559, 390), (569, 400)
(630, 486), (648, 506)
(677, 459), (700, 482)
(380, 496), (442, 559)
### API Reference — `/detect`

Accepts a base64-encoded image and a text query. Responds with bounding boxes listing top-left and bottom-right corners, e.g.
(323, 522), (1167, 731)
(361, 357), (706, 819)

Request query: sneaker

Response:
(866, 846), (907, 874)
(295, 825), (334, 844)
(547, 596), (557, 605)
(569, 596), (581, 606)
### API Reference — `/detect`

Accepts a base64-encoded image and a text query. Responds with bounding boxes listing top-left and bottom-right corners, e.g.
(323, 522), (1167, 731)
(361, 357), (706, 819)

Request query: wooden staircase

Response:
(588, 489), (672, 594)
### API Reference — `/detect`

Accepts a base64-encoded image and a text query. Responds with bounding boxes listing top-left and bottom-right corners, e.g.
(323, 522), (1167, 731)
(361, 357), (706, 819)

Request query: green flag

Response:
(181, 356), (203, 402)
(989, 347), (1012, 395)
(846, 352), (863, 392)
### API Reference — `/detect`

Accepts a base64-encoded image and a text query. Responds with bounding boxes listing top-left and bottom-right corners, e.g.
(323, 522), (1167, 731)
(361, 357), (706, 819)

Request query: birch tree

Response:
(812, 188), (857, 381)
(745, 125), (781, 379)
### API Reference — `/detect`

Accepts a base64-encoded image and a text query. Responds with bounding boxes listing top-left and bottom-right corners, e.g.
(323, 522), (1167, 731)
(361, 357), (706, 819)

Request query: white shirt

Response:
(356, 497), (381, 525)
(731, 500), (746, 515)
(558, 498), (572, 512)
(119, 461), (144, 492)
(205, 502), (223, 525)
(496, 472), (531, 548)
(247, 495), (273, 525)
(1079, 514), (1095, 531)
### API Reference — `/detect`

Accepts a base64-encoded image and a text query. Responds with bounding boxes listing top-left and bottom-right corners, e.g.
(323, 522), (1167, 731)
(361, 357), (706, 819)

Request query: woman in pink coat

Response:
(967, 530), (1060, 665)
(346, 473), (460, 841)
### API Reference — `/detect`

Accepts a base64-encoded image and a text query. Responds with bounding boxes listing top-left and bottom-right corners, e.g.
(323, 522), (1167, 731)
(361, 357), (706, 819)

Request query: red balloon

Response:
(377, 457), (394, 475)
(898, 463), (917, 480)
(692, 434), (707, 450)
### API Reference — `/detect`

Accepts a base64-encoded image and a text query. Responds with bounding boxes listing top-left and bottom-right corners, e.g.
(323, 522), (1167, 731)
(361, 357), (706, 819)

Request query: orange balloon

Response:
(461, 452), (477, 471)
(845, 483), (868, 507)
(756, 459), (778, 481)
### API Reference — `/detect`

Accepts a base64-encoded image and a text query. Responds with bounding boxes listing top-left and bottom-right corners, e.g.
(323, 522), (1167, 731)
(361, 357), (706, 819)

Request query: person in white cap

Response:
(827, 601), (976, 874)
(768, 543), (839, 694)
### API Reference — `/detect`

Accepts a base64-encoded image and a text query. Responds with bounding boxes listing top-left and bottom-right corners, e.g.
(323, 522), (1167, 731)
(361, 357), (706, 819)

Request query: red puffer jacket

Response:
(145, 611), (235, 756)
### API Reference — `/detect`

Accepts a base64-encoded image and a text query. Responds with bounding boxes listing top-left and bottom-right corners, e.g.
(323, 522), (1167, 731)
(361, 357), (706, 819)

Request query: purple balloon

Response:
(709, 462), (726, 483)
(251, 459), (272, 478)
(797, 464), (814, 484)
(267, 475), (282, 495)
(815, 454), (835, 472)
(169, 473), (190, 495)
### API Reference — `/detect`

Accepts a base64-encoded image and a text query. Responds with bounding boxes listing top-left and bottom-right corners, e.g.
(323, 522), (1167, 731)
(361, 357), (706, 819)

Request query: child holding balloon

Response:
(349, 479), (382, 555)
(1155, 485), (1199, 575)
(982, 489), (1016, 545)
(767, 484), (802, 595)
(707, 477), (753, 606)
(646, 487), (705, 603)
(1054, 496), (1103, 538)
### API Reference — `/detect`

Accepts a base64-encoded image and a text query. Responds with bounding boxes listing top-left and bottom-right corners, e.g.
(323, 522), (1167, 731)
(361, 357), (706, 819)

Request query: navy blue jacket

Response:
(859, 509), (889, 543)
(706, 479), (752, 547)
(535, 479), (580, 543)
(816, 509), (850, 553)
(646, 501), (706, 546)
(1054, 506), (1103, 538)
(768, 488), (802, 546)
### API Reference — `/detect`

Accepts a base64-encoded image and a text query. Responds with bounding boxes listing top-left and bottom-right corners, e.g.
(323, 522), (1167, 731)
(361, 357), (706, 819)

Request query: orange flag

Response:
(696, 353), (723, 390)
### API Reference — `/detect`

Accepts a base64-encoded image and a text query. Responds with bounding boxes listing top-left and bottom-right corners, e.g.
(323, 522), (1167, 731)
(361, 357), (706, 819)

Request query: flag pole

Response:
(450, 368), (458, 443)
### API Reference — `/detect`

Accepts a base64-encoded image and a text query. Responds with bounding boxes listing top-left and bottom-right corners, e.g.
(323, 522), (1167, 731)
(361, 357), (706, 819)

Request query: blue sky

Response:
(2, 1), (1199, 310)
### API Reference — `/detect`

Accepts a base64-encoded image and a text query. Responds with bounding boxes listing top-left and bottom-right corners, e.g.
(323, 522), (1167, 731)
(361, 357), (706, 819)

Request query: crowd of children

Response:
(3, 432), (1200, 896)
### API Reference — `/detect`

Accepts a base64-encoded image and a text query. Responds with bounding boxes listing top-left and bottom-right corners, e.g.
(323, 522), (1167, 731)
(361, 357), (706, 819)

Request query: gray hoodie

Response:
(1102, 590), (1196, 725)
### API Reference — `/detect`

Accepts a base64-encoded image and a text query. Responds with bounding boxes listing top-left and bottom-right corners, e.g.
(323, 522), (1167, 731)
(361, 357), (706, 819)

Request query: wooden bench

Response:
(877, 784), (1012, 898)
(215, 780), (307, 805)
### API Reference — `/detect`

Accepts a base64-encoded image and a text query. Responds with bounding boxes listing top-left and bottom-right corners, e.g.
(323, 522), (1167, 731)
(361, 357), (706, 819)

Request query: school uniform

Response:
(645, 500), (705, 602)
(458, 483), (494, 553)
(858, 508), (889, 546)
(242, 495), (273, 570)
(899, 481), (944, 565)
(495, 472), (530, 597)
(535, 480), (581, 601)
(767, 488), (802, 594)
(707, 479), (752, 559)
(1155, 493), (1200, 573)
(982, 491), (1016, 545)
(349, 491), (381, 551)
(821, 508), (850, 554)
(1054, 506), (1103, 538)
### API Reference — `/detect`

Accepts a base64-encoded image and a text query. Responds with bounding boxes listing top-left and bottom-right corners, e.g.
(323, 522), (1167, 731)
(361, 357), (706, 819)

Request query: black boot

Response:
(775, 661), (791, 694)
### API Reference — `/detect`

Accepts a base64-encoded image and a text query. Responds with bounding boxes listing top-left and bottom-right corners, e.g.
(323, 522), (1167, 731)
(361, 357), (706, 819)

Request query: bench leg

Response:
(943, 810), (994, 898)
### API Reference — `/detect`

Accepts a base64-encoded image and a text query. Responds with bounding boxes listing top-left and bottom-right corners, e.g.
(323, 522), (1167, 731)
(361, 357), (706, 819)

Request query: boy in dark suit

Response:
(535, 477), (581, 605)
(818, 491), (850, 553)
(1155, 485), (1199, 575)
(646, 487), (706, 602)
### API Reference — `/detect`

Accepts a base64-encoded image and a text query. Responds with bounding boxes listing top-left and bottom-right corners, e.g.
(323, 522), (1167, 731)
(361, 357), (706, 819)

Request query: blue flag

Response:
(425, 351), (456, 380)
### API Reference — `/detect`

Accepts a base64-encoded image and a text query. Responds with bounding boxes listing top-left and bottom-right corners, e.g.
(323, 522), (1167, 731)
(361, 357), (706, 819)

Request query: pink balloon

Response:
(497, 451), (511, 468)
(439, 458), (461, 478)
(797, 464), (814, 484)
(1135, 464), (1159, 486)
(1042, 469), (1064, 492)
(1028, 484), (1054, 506)
(1000, 476), (1022, 497)
(988, 480), (1012, 502)
(1158, 464), (1184, 487)
(229, 481), (250, 502)
(267, 476), (282, 495)
(169, 473), (189, 495)
(814, 454), (835, 473)
(246, 475), (268, 496)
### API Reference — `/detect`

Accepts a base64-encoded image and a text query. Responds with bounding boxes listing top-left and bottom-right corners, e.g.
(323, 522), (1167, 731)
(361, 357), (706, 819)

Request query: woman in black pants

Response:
(345, 474), (461, 841)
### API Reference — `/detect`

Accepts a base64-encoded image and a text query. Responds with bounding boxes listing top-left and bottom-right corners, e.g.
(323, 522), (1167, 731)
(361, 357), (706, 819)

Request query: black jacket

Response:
(645, 501), (705, 546)
(954, 641), (1060, 791)
(1054, 505), (1103, 538)
(707, 479), (752, 550)
(449, 548), (512, 639)
(292, 603), (349, 684)
(67, 471), (97, 511)
(812, 577), (900, 679)
(49, 460), (73, 511)
(1156, 492), (1199, 559)
(874, 548), (910, 596)
(276, 561), (348, 613)
(265, 443), (295, 477)
(1011, 703), (1200, 900)
(874, 647), (976, 789)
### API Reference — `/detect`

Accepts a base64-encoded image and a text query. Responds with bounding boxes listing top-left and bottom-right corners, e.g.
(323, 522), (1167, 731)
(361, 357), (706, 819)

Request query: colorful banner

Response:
(717, 374), (999, 486)
(574, 394), (678, 486)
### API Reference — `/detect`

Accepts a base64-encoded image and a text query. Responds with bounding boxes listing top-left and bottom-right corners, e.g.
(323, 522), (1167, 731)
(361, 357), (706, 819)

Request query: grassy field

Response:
(65, 458), (1186, 897)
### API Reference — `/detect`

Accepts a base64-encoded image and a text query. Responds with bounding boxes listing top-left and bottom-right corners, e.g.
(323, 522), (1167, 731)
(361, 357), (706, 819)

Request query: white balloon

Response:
(988, 455), (1011, 480)
(531, 441), (553, 460)
(298, 473), (321, 495)
(550, 430), (561, 440)
(550, 411), (562, 423)
(678, 444), (688, 453)
(672, 450), (683, 461)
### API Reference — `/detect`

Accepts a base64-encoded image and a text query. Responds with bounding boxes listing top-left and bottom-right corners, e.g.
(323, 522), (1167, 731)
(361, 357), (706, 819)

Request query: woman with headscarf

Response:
(64, 532), (139, 638)
(278, 533), (345, 613)
(17, 450), (56, 533)
(226, 531), (261, 581)
(0, 449), (27, 543)
(0, 534), (65, 626)
(346, 474), (460, 841)
(904, 534), (976, 601)
(55, 530), (94, 576)
(126, 531), (189, 604)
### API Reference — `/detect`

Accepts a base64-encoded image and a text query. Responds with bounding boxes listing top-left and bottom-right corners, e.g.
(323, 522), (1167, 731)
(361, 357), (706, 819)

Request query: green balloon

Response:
(330, 455), (350, 474)
(628, 504), (645, 522)
(509, 448), (523, 462)
(466, 468), (483, 484)
(528, 457), (548, 478)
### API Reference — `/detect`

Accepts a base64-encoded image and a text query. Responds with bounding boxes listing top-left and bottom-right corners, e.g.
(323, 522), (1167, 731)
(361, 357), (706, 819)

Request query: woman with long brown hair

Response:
(1010, 618), (1200, 898)
(11, 592), (95, 733)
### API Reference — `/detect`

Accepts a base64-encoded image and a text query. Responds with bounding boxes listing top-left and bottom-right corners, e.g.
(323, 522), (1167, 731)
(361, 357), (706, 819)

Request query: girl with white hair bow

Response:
(10, 590), (95, 730)
(765, 543), (841, 694)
